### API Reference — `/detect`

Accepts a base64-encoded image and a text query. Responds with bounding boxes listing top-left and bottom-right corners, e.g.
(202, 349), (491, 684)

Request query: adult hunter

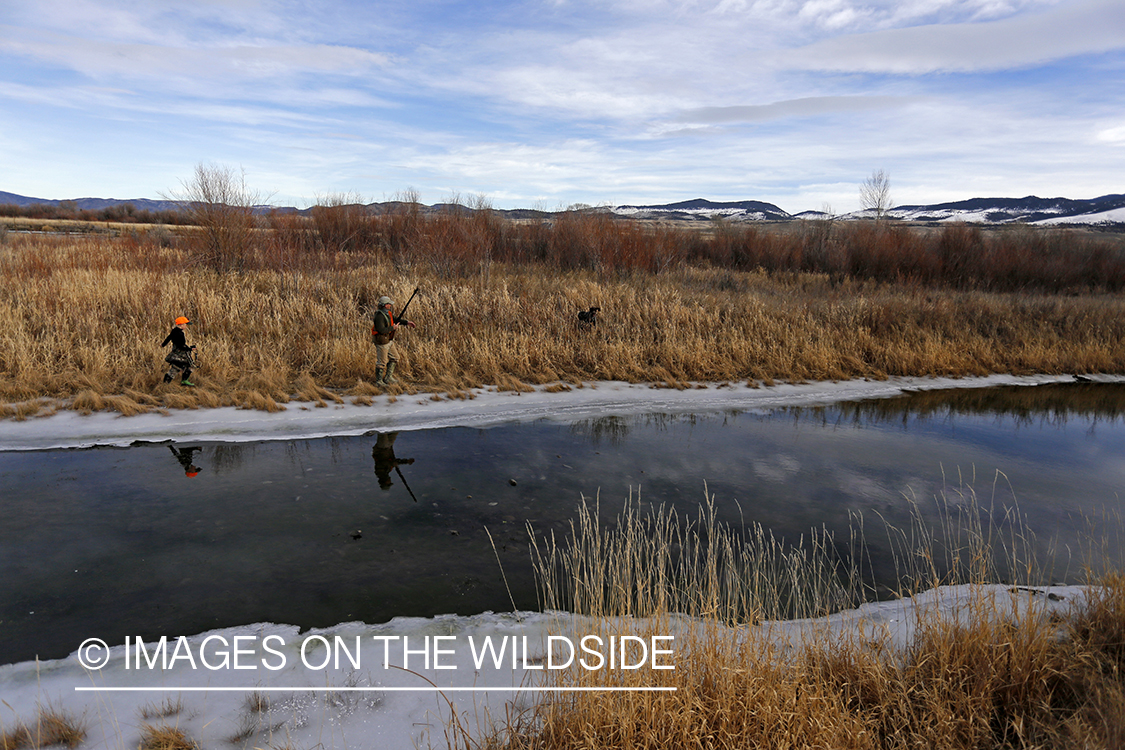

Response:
(371, 293), (416, 386)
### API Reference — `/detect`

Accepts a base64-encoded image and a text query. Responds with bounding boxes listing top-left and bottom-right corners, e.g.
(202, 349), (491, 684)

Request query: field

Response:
(3, 207), (1125, 420)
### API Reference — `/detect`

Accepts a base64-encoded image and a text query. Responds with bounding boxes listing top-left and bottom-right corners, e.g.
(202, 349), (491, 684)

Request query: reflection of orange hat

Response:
(175, 316), (190, 325)
(185, 467), (200, 477)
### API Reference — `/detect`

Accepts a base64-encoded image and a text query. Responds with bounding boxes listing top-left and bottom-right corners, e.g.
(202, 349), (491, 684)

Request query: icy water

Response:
(3, 382), (1125, 666)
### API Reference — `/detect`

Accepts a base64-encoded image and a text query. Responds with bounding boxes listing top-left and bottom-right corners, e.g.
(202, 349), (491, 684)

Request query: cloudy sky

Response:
(2, 0), (1122, 212)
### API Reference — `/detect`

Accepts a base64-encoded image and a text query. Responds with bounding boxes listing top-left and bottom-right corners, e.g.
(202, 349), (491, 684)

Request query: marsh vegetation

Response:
(451, 492), (1125, 750)
(2, 201), (1125, 419)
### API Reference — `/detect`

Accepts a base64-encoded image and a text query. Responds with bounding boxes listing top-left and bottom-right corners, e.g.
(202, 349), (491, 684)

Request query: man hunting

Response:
(371, 294), (416, 386)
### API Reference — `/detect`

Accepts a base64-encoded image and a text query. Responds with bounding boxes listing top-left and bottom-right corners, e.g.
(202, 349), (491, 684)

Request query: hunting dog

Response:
(577, 306), (601, 327)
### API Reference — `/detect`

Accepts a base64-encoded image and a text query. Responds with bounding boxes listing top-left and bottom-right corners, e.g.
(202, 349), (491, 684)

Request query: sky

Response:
(1, 0), (1123, 213)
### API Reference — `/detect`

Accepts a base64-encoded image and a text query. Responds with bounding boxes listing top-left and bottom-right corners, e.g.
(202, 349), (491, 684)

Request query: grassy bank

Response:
(2, 226), (1125, 419)
(452, 493), (1125, 750)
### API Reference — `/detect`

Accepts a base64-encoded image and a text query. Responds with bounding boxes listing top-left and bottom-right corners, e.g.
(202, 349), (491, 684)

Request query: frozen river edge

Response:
(3, 373), (1122, 451)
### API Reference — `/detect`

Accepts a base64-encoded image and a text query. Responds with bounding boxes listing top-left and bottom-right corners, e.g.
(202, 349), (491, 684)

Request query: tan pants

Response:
(375, 341), (398, 368)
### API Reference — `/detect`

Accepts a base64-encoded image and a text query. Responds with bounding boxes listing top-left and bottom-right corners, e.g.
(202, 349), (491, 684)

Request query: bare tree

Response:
(802, 203), (838, 272)
(167, 163), (265, 270)
(860, 169), (892, 221)
(311, 191), (368, 254)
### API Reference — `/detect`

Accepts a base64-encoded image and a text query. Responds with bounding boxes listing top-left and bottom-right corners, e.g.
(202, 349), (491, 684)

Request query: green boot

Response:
(180, 379), (196, 387)
(384, 361), (397, 385)
(374, 367), (385, 386)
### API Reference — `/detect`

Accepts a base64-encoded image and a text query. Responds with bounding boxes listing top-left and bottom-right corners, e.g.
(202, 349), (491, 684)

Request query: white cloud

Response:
(790, 0), (1125, 73)
(670, 95), (915, 125)
(0, 29), (389, 85)
(1097, 124), (1125, 143)
(797, 0), (871, 30)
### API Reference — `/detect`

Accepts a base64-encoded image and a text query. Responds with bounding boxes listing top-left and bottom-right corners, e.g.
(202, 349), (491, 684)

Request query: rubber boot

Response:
(384, 361), (397, 385)
(163, 373), (173, 384)
(180, 379), (196, 387)
(374, 367), (385, 386)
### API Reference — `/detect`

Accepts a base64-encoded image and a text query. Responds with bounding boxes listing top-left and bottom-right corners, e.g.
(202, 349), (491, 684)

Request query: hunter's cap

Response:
(175, 316), (190, 325)
(377, 296), (393, 306)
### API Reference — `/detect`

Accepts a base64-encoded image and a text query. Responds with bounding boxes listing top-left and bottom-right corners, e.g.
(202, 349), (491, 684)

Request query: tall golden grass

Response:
(3, 228), (1124, 418)
(450, 489), (1125, 750)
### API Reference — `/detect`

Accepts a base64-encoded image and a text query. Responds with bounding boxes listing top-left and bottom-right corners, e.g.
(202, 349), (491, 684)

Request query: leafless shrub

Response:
(311, 192), (371, 254)
(165, 162), (266, 272)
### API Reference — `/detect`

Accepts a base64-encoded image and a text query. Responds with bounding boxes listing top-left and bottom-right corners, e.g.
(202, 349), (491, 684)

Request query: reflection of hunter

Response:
(372, 432), (415, 492)
(371, 290), (418, 387)
(169, 445), (203, 478)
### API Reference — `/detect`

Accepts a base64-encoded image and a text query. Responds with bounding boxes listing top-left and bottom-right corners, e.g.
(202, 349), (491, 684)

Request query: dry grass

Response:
(531, 490), (860, 624)
(449, 490), (1125, 750)
(137, 723), (197, 750)
(138, 697), (183, 721)
(0, 707), (86, 750)
(3, 231), (1125, 416)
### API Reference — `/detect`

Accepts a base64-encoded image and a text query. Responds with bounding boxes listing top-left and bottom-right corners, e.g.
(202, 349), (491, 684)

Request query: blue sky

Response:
(1, 0), (1122, 212)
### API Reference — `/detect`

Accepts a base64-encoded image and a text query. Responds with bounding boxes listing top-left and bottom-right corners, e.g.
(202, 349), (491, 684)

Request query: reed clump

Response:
(137, 724), (198, 750)
(0, 707), (86, 749)
(454, 489), (1125, 749)
(2, 220), (1125, 417)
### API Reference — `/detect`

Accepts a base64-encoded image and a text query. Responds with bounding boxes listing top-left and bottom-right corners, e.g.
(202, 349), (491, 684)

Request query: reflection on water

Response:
(813, 382), (1125, 427)
(168, 445), (203, 477)
(372, 431), (417, 496)
(1, 382), (1124, 666)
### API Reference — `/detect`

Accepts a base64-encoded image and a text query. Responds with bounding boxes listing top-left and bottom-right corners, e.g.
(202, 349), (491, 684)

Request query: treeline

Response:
(0, 201), (188, 225)
(8, 195), (1124, 294)
(242, 203), (1124, 294)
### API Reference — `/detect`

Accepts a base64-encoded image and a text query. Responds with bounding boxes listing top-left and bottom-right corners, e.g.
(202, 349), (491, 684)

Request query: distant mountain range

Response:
(0, 191), (185, 214)
(3, 190), (1123, 226)
(611, 195), (1125, 226)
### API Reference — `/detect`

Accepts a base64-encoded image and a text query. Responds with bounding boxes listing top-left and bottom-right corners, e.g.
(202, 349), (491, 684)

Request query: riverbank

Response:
(3, 373), (1122, 451)
(0, 584), (1098, 750)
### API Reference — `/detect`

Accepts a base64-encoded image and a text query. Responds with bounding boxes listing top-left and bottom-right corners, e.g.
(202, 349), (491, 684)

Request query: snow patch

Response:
(2, 374), (1115, 451)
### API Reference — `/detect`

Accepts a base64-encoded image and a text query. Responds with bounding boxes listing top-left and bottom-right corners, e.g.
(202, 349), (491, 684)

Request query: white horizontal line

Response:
(75, 686), (676, 692)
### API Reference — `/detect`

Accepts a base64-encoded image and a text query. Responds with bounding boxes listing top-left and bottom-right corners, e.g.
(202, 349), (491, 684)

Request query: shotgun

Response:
(394, 464), (419, 503)
(398, 287), (420, 322)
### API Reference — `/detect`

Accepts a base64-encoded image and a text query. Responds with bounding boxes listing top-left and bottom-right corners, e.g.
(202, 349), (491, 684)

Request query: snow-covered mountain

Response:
(3, 191), (1123, 225)
(877, 194), (1125, 225)
(611, 198), (793, 222)
(612, 195), (1125, 225)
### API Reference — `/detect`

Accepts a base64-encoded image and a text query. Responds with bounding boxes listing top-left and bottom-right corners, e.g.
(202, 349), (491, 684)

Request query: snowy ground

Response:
(2, 373), (1118, 452)
(0, 374), (1114, 749)
(0, 586), (1088, 750)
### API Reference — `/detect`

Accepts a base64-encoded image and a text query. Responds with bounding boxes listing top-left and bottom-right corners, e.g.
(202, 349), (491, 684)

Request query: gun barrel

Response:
(399, 287), (420, 320)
